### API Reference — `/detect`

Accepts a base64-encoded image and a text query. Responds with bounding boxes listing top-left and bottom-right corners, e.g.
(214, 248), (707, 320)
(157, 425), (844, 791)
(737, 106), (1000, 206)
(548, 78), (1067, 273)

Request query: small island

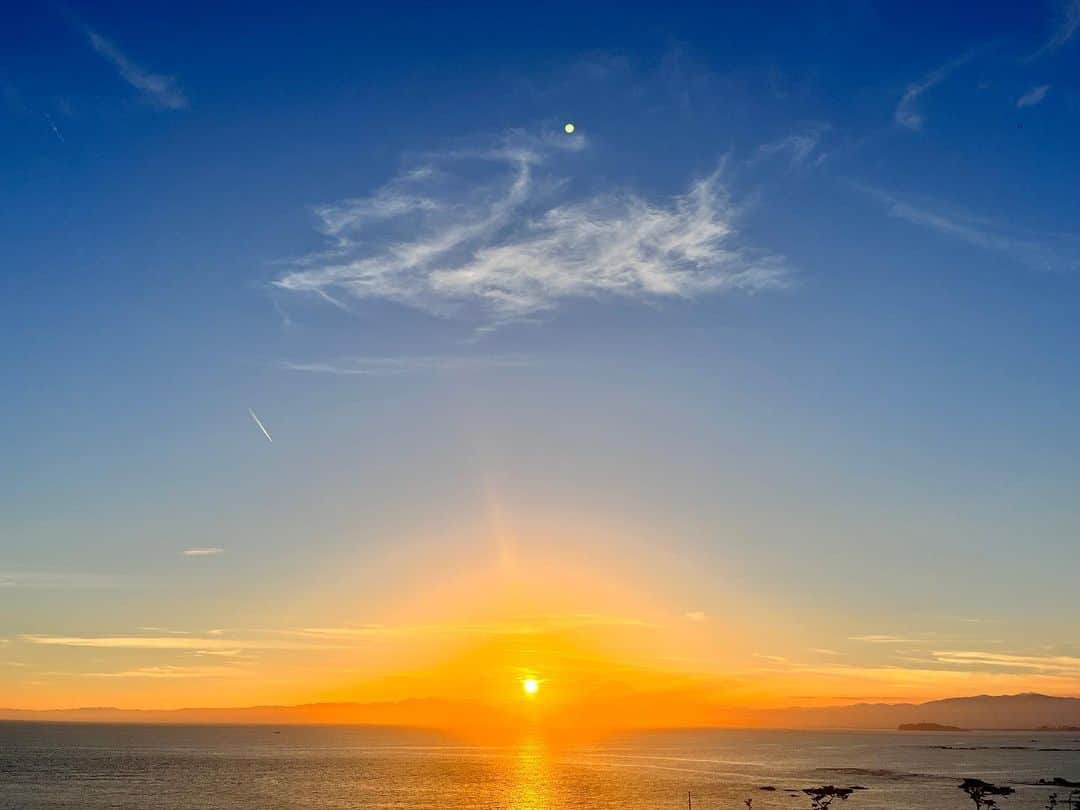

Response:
(898, 723), (967, 731)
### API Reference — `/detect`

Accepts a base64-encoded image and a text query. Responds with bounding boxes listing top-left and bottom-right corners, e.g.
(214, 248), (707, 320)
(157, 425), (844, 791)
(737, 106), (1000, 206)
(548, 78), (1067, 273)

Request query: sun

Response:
(522, 678), (540, 696)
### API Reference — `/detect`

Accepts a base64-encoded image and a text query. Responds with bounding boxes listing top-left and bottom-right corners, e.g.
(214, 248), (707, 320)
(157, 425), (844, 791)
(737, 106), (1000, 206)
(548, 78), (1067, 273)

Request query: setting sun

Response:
(522, 678), (540, 696)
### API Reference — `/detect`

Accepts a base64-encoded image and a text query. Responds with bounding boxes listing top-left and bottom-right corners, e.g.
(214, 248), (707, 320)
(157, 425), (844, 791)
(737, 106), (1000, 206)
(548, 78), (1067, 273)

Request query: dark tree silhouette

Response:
(803, 785), (854, 809)
(960, 778), (1015, 809)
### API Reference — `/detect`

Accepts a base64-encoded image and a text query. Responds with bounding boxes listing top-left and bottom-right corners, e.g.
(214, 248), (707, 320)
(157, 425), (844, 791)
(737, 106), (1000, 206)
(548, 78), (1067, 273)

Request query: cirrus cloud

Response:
(894, 52), (973, 131)
(1016, 84), (1051, 108)
(274, 131), (790, 324)
(80, 24), (189, 110)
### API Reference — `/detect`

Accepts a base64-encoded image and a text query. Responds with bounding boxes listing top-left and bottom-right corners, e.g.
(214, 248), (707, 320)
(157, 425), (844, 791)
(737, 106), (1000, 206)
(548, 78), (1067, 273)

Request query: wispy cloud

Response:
(18, 615), (652, 654)
(181, 547), (224, 557)
(857, 185), (1077, 272)
(849, 634), (933, 644)
(292, 614), (654, 639)
(682, 611), (707, 622)
(1016, 84), (1051, 108)
(929, 649), (1080, 676)
(44, 113), (65, 143)
(1028, 0), (1080, 59)
(19, 634), (333, 651)
(81, 664), (242, 679)
(0, 570), (121, 590)
(138, 626), (190, 634)
(274, 130), (790, 324)
(756, 124), (830, 166)
(80, 24), (188, 110)
(895, 53), (973, 131)
(281, 355), (531, 376)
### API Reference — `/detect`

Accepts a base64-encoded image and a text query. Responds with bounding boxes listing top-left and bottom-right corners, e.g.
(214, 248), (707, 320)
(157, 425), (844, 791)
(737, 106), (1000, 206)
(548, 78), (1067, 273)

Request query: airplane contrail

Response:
(248, 408), (273, 443)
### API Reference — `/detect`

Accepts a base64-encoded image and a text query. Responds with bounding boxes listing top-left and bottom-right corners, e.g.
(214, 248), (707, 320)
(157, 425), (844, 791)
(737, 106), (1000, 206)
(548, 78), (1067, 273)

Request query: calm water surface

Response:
(2, 723), (1078, 808)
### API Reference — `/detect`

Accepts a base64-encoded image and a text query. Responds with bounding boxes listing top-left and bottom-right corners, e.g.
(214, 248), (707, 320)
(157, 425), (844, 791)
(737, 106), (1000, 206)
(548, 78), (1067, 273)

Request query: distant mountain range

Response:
(750, 693), (1080, 730)
(4, 692), (1080, 730)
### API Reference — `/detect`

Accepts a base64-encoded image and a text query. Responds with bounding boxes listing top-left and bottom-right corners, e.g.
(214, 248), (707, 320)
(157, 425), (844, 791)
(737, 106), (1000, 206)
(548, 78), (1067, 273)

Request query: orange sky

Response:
(7, 531), (1080, 736)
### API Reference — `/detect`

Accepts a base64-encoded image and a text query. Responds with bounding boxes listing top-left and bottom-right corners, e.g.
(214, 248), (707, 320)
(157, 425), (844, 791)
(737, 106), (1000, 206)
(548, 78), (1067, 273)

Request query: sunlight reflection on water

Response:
(505, 739), (553, 810)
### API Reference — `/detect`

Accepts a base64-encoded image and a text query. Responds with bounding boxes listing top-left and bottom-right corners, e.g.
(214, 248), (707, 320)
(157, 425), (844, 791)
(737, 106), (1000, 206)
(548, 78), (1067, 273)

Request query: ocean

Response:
(2, 723), (1078, 808)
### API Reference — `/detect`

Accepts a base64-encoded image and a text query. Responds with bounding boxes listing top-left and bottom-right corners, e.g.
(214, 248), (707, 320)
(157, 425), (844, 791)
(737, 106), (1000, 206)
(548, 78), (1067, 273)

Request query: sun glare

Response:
(523, 678), (540, 695)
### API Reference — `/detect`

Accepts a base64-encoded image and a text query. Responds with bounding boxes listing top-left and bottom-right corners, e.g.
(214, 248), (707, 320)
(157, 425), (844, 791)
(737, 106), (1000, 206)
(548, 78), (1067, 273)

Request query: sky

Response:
(3, 1), (1080, 728)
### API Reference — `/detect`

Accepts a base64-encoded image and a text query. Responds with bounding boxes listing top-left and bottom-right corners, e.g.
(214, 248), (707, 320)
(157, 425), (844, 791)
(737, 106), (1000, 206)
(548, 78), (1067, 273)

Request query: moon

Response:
(564, 122), (575, 134)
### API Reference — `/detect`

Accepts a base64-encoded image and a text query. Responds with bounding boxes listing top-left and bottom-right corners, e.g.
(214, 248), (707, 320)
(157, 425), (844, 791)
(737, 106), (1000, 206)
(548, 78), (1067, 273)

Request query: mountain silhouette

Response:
(4, 693), (1080, 730)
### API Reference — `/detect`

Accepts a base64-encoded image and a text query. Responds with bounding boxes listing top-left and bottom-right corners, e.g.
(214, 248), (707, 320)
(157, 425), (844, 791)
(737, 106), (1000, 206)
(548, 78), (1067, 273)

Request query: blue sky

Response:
(4, 1), (1080, 707)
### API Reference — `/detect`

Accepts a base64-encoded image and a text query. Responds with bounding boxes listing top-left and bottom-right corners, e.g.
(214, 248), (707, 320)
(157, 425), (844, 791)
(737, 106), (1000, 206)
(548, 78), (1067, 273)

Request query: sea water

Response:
(2, 723), (1078, 808)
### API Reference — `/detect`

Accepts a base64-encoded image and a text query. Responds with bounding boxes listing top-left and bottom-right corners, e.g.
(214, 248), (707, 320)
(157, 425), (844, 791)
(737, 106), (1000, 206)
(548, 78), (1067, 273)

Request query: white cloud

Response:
(849, 634), (932, 644)
(82, 665), (241, 679)
(930, 649), (1080, 675)
(282, 355), (530, 375)
(292, 614), (653, 639)
(19, 634), (333, 651)
(753, 653), (789, 663)
(0, 570), (120, 589)
(1028, 0), (1080, 59)
(1016, 84), (1051, 108)
(274, 131), (789, 324)
(757, 124), (830, 166)
(858, 184), (1076, 272)
(895, 53), (973, 130)
(182, 547), (224, 557)
(82, 25), (188, 110)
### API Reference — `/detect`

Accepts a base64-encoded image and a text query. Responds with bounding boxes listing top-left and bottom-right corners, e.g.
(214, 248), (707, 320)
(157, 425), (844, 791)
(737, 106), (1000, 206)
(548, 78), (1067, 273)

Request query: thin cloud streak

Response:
(0, 570), (122, 590)
(17, 615), (653, 654)
(895, 53), (973, 130)
(1027, 0), (1080, 59)
(19, 635), (337, 651)
(857, 184), (1077, 272)
(756, 124), (830, 166)
(44, 114), (65, 143)
(81, 24), (188, 110)
(292, 614), (655, 639)
(80, 665), (243, 679)
(281, 355), (531, 375)
(930, 649), (1080, 675)
(1016, 84), (1051, 108)
(182, 547), (224, 557)
(849, 634), (933, 644)
(274, 131), (790, 323)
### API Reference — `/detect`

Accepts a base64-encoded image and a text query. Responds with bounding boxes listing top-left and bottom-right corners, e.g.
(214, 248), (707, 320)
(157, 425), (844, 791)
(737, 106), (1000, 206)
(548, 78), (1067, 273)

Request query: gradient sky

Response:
(4, 1), (1080, 719)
